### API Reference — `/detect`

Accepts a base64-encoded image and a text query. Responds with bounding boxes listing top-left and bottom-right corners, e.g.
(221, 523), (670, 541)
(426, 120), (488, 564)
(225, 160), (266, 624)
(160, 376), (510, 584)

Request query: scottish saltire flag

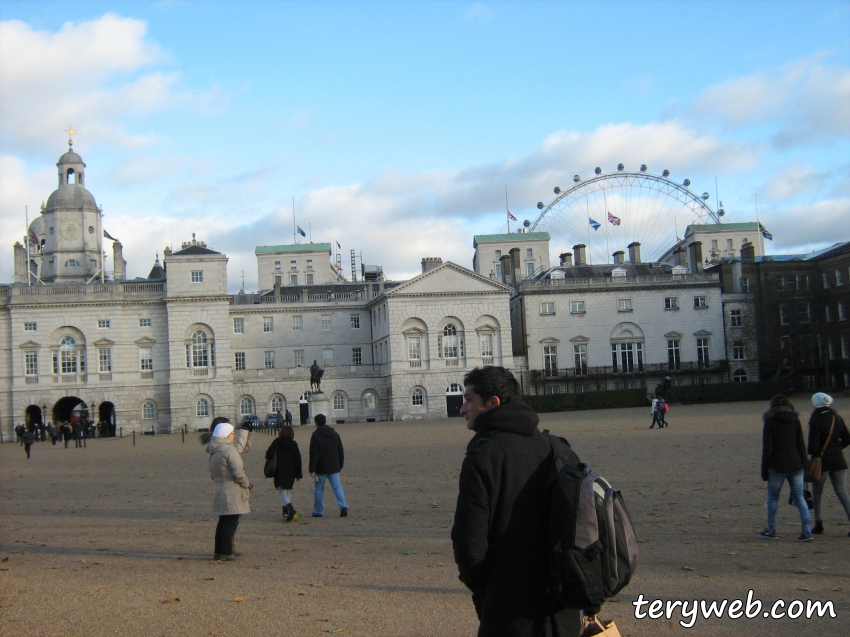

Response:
(507, 210), (517, 221)
(297, 226), (307, 237)
(589, 218), (601, 231)
(103, 229), (117, 241)
(607, 212), (621, 226)
(759, 222), (773, 241)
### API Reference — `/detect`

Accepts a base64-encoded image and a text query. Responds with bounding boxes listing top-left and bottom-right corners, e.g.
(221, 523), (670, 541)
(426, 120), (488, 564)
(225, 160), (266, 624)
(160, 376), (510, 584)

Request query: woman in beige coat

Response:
(202, 418), (253, 560)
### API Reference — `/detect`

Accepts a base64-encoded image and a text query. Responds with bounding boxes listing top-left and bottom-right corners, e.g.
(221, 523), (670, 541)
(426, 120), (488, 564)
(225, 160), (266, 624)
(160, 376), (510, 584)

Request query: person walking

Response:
(265, 425), (303, 522)
(452, 366), (581, 637)
(760, 394), (813, 542)
(285, 409), (293, 426)
(15, 423), (24, 444)
(202, 418), (253, 561)
(649, 395), (662, 429)
(807, 393), (850, 536)
(60, 421), (72, 448)
(658, 398), (669, 428)
(21, 427), (35, 459)
(73, 420), (83, 448)
(309, 414), (348, 517)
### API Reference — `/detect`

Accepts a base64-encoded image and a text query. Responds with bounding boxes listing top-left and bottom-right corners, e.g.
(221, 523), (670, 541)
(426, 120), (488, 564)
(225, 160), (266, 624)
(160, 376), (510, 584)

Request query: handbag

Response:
(580, 615), (622, 637)
(804, 416), (835, 483)
(263, 452), (277, 478)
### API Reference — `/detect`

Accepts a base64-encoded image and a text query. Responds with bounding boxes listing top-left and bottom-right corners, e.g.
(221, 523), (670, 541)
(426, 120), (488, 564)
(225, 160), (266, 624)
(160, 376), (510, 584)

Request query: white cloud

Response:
(762, 199), (850, 251)
(759, 162), (832, 202)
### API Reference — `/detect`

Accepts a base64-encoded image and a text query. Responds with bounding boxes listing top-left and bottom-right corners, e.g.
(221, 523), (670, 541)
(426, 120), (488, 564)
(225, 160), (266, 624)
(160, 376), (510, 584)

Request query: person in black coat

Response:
(21, 427), (35, 459)
(452, 366), (581, 637)
(807, 393), (850, 536)
(760, 395), (812, 541)
(265, 425), (303, 522)
(308, 414), (348, 517)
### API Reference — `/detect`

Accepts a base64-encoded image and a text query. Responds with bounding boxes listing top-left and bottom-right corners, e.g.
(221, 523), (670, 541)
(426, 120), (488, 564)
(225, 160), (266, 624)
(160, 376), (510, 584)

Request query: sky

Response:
(1, 0), (848, 290)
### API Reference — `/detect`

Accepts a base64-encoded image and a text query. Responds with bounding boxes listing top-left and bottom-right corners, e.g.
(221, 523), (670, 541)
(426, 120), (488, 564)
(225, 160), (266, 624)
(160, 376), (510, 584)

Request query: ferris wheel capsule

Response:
(554, 186), (561, 194)
(573, 175), (580, 183)
(617, 163), (625, 171)
(683, 179), (691, 187)
(595, 167), (602, 175)
(701, 192), (710, 200)
(662, 169), (670, 177)
(640, 164), (648, 172)
(537, 202), (544, 210)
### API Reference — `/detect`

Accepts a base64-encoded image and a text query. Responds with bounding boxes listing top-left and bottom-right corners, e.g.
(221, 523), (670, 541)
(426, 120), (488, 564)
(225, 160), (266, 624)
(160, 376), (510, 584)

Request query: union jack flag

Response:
(608, 212), (621, 226)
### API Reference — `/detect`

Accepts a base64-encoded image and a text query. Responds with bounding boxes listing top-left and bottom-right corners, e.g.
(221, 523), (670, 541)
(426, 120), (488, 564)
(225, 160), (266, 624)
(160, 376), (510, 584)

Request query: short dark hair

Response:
(770, 394), (791, 408)
(279, 425), (294, 440)
(211, 416), (231, 426)
(463, 366), (520, 404)
(314, 414), (326, 426)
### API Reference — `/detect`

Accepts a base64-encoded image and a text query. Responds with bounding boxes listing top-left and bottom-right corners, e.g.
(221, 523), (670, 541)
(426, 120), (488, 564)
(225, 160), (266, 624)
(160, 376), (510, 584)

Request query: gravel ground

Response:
(1, 397), (849, 636)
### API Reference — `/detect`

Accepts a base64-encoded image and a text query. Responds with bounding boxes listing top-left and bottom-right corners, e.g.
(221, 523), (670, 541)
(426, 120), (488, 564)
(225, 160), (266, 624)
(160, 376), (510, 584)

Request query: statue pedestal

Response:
(307, 392), (330, 424)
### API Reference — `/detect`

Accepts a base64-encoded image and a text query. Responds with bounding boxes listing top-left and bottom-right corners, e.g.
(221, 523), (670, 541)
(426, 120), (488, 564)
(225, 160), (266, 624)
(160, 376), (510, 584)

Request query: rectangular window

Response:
(307, 259), (313, 269)
(732, 341), (745, 360)
(294, 349), (304, 367)
(618, 298), (632, 312)
(495, 263), (503, 279)
(611, 342), (643, 373)
(665, 297), (678, 310)
(798, 302), (811, 323)
(730, 309), (742, 327)
(480, 334), (494, 359)
(24, 322), (37, 331)
(350, 313), (361, 329)
(274, 261), (281, 270)
(98, 348), (112, 373)
(139, 318), (152, 327)
(274, 275), (282, 286)
(711, 239), (718, 249)
(289, 274), (298, 285)
(290, 260), (297, 270)
(836, 270), (845, 286)
(779, 303), (789, 325)
(667, 340), (681, 369)
(263, 317), (273, 333)
(292, 315), (303, 331)
(697, 339), (710, 367)
(693, 296), (707, 308)
(540, 302), (555, 315)
(235, 351), (246, 371)
(352, 347), (362, 365)
(839, 301), (846, 321)
(139, 347), (153, 371)
(408, 337), (421, 366)
(233, 317), (244, 334)
(527, 262), (535, 278)
(264, 351), (275, 369)
(799, 275), (809, 290)
(776, 275), (785, 291)
(573, 344), (587, 372)
(25, 351), (38, 376)
(822, 272), (830, 288)
(543, 346), (558, 376)
(97, 319), (110, 329)
(306, 274), (314, 285)
(786, 275), (798, 291)
(321, 314), (332, 330)
(826, 305), (832, 322)
(803, 375), (817, 390)
(191, 270), (203, 283)
(842, 335), (849, 359)
(323, 348), (334, 365)
(526, 248), (533, 259)
(726, 238), (734, 248)
(495, 249), (501, 259)
(740, 277), (750, 292)
(571, 300), (586, 314)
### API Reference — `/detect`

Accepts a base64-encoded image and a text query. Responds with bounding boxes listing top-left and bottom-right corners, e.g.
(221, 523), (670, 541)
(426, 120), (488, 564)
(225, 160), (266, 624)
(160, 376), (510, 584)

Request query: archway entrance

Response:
(445, 383), (463, 418)
(25, 405), (43, 428)
(98, 402), (116, 437)
(53, 396), (88, 424)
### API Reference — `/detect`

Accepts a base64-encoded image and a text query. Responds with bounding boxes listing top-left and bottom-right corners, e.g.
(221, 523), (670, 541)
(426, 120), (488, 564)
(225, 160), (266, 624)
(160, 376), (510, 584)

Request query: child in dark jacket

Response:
(265, 426), (303, 522)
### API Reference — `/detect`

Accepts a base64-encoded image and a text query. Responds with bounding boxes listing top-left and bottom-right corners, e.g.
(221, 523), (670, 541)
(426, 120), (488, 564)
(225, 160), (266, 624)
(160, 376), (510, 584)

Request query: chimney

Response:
(273, 278), (281, 302)
(573, 244), (587, 266)
(421, 257), (442, 273)
(673, 247), (687, 267)
(509, 247), (521, 289)
(613, 250), (625, 265)
(500, 254), (512, 285)
(113, 240), (127, 280)
(687, 241), (703, 274)
(628, 241), (641, 263)
(740, 241), (755, 263)
(13, 241), (26, 283)
(378, 273), (385, 293)
(559, 252), (572, 266)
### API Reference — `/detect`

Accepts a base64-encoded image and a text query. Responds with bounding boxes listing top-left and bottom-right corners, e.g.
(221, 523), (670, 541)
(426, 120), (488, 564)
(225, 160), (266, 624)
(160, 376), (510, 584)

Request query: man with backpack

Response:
(658, 398), (669, 428)
(451, 366), (581, 637)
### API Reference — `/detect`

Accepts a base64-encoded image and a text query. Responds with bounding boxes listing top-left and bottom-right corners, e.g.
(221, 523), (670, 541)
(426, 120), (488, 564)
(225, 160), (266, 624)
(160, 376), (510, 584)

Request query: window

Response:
(837, 270), (845, 286)
(191, 331), (209, 367)
(732, 341), (745, 360)
(726, 239), (734, 248)
(64, 259), (80, 267)
(826, 305), (833, 322)
(779, 303), (790, 325)
(98, 319), (110, 329)
(618, 298), (632, 312)
(798, 302), (811, 323)
(733, 370), (748, 383)
(442, 324), (459, 361)
(240, 398), (253, 416)
(307, 259), (313, 269)
(611, 342), (643, 372)
(843, 335), (849, 359)
(408, 336), (421, 367)
(139, 318), (152, 328)
(290, 260), (297, 270)
(495, 250), (501, 259)
(526, 248), (533, 259)
(196, 399), (210, 417)
(24, 322), (36, 331)
(142, 401), (155, 420)
(363, 392), (376, 409)
(740, 277), (750, 292)
(294, 349), (304, 367)
(711, 239), (718, 249)
(259, 317), (271, 333)
(697, 338), (710, 367)
(799, 275), (809, 290)
(693, 296), (707, 308)
(274, 261), (281, 270)
(292, 315), (303, 331)
(59, 336), (78, 374)
(264, 351), (275, 369)
(570, 300), (586, 314)
(527, 262), (535, 278)
(98, 348), (112, 373)
(323, 348), (334, 365)
(822, 272), (830, 288)
(333, 393), (346, 410)
(25, 351), (38, 376)
(271, 396), (284, 413)
(573, 344), (587, 373)
(776, 275), (785, 291)
(272, 275), (281, 286)
(480, 334), (494, 362)
(306, 274), (314, 285)
(665, 297), (678, 310)
(411, 389), (424, 407)
(139, 347), (153, 371)
(667, 340), (681, 369)
(803, 376), (817, 390)
(289, 274), (298, 285)
(191, 270), (203, 283)
(839, 301), (847, 321)
(540, 302), (555, 315)
(352, 347), (362, 365)
(786, 275), (798, 291)
(322, 314), (332, 330)
(543, 346), (558, 376)
(350, 314), (361, 329)
(730, 309), (742, 327)
(234, 352), (246, 371)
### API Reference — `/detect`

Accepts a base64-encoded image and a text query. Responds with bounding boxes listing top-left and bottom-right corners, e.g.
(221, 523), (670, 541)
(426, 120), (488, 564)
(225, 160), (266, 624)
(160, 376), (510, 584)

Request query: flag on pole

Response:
(507, 210), (517, 222)
(607, 212), (621, 226)
(336, 241), (341, 249)
(296, 226), (307, 237)
(589, 218), (601, 231)
(758, 222), (773, 241)
(28, 230), (39, 245)
(103, 229), (117, 241)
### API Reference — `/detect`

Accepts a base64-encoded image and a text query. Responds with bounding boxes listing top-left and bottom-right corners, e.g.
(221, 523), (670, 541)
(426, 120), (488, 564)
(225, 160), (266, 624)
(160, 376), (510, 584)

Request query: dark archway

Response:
(25, 405), (43, 428)
(98, 402), (116, 437)
(53, 396), (88, 424)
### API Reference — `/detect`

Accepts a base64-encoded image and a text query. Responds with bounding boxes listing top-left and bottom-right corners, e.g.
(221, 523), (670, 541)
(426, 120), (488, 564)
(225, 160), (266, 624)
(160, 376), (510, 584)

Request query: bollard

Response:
(120, 427), (123, 438)
(133, 430), (135, 447)
(182, 427), (185, 444)
(83, 436), (87, 449)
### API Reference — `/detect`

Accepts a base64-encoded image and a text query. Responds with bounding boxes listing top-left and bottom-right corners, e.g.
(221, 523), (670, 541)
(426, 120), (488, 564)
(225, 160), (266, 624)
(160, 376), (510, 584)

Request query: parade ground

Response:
(2, 397), (849, 637)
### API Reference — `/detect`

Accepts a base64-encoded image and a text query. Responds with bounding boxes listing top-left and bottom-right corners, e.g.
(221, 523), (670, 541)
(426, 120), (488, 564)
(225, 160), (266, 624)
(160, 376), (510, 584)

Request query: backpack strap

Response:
(817, 416), (836, 458)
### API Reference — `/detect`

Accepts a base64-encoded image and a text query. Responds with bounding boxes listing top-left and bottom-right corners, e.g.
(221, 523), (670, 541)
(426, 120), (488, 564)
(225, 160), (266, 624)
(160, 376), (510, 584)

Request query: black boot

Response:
(285, 504), (299, 522)
(282, 505), (287, 520)
(812, 520), (824, 535)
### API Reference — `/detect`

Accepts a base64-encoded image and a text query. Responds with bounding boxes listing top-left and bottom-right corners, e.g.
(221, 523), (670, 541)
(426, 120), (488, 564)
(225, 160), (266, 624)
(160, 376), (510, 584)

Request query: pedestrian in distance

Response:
(658, 398), (669, 428)
(60, 422), (72, 448)
(73, 421), (83, 448)
(15, 423), (24, 444)
(265, 425), (303, 522)
(760, 395), (813, 542)
(648, 394), (662, 429)
(21, 427), (35, 459)
(452, 366), (581, 637)
(285, 408), (293, 426)
(309, 414), (348, 518)
(807, 392), (850, 536)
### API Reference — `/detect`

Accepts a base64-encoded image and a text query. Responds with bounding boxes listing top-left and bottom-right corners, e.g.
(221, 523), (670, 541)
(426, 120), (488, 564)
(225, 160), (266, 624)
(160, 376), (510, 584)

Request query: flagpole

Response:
(604, 191), (609, 263)
(25, 206), (30, 286)
(755, 194), (763, 255)
(309, 222), (311, 243)
(587, 200), (592, 265)
(505, 185), (510, 233)
(292, 196), (296, 245)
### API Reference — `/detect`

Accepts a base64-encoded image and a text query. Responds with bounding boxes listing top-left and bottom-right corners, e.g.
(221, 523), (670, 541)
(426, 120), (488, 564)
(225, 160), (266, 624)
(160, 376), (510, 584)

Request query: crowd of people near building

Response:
(13, 417), (120, 455)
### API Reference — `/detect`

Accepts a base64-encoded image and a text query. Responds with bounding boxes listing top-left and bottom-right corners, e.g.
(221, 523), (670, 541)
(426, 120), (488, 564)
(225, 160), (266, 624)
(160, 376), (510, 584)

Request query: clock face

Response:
(59, 220), (80, 240)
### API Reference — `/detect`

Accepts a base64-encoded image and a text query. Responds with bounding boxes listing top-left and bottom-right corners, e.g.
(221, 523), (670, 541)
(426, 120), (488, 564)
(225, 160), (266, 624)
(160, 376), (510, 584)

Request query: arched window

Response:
(64, 259), (80, 267)
(412, 388), (425, 406)
(271, 396), (283, 413)
(196, 398), (210, 417)
(60, 336), (77, 374)
(189, 330), (210, 368)
(733, 369), (748, 383)
(449, 383), (462, 393)
(240, 397), (254, 416)
(67, 168), (75, 184)
(333, 393), (346, 410)
(363, 392), (377, 410)
(442, 323), (459, 362)
(142, 401), (156, 420)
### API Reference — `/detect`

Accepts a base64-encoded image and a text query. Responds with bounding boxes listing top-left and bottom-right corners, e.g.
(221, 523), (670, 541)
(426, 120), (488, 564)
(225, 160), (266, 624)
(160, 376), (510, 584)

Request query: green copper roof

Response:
(474, 232), (550, 245)
(255, 243), (332, 254)
(687, 222), (759, 231)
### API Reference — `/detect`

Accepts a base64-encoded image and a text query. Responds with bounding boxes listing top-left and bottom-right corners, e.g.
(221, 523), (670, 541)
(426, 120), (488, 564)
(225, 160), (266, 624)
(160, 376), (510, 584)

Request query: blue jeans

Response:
(766, 469), (811, 534)
(313, 473), (347, 515)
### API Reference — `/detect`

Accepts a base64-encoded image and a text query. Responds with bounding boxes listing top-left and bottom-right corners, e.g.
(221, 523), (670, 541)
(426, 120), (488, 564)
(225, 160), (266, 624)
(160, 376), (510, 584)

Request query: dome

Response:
(46, 186), (98, 210)
(58, 150), (84, 166)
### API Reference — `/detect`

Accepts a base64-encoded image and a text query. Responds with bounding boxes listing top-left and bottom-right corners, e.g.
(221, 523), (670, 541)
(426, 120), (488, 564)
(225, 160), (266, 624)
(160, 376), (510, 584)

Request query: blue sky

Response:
(1, 1), (848, 289)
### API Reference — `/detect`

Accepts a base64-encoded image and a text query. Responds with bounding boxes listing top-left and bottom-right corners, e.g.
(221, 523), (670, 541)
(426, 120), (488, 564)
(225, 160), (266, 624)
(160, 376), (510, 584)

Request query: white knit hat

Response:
(811, 392), (833, 408)
(212, 423), (234, 438)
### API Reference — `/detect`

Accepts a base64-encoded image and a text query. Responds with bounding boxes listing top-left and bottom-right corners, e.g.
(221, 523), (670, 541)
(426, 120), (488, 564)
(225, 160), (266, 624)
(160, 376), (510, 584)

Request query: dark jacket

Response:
(309, 425), (344, 474)
(265, 437), (303, 489)
(761, 405), (807, 480)
(807, 408), (850, 473)
(451, 399), (573, 623)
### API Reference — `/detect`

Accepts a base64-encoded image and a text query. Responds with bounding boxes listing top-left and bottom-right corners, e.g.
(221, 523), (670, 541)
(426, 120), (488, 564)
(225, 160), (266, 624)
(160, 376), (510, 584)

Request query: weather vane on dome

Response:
(65, 126), (77, 149)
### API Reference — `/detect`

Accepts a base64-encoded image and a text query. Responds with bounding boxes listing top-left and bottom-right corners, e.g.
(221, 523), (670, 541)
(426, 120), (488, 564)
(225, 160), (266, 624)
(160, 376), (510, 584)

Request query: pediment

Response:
(664, 331), (683, 339)
(386, 262), (512, 296)
(540, 337), (560, 344)
(569, 335), (589, 343)
(475, 323), (498, 332)
(93, 338), (116, 346)
(19, 340), (41, 349)
(402, 327), (425, 336)
(135, 336), (157, 345)
(693, 329), (713, 337)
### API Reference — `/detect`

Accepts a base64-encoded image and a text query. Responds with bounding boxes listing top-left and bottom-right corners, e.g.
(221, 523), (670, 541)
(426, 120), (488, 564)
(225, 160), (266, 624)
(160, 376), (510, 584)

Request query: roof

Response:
(686, 222), (759, 233)
(147, 258), (165, 280)
(473, 232), (550, 245)
(255, 243), (332, 254)
(170, 245), (221, 256)
(537, 263), (675, 279)
(720, 241), (850, 264)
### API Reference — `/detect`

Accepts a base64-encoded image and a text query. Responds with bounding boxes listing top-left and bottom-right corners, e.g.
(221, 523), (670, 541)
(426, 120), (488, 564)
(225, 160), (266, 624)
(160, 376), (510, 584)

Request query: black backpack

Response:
(544, 434), (639, 614)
